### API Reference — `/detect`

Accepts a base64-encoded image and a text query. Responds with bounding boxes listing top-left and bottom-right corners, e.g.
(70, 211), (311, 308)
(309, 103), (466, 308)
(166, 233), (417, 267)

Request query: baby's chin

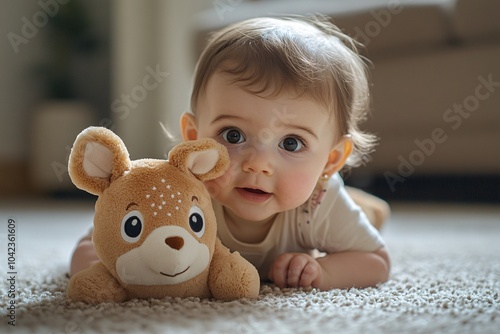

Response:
(232, 210), (278, 223)
(221, 199), (306, 223)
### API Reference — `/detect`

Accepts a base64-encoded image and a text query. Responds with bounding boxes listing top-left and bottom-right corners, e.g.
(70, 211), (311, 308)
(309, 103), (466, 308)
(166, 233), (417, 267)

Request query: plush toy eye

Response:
(188, 206), (205, 238)
(121, 210), (144, 243)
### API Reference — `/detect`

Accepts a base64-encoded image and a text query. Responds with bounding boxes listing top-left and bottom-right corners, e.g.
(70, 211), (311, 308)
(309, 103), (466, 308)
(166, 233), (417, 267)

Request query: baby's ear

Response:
(168, 138), (229, 181)
(68, 127), (131, 195)
(323, 136), (353, 177)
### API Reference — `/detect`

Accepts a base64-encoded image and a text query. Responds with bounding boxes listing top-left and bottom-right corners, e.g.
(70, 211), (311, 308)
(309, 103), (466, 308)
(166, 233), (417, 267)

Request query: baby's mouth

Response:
(242, 187), (269, 195)
(236, 187), (272, 202)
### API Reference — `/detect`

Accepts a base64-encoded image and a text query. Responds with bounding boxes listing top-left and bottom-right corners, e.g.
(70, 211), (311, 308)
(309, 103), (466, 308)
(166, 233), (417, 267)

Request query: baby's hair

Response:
(190, 14), (376, 167)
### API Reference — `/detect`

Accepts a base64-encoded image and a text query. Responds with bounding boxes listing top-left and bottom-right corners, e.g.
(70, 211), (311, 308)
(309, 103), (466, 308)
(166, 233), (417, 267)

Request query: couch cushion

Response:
(194, 0), (454, 57)
(452, 0), (500, 42)
(331, 0), (453, 56)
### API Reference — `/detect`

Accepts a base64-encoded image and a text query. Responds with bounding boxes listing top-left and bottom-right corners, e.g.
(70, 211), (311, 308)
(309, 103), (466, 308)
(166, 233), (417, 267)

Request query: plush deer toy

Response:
(67, 127), (260, 303)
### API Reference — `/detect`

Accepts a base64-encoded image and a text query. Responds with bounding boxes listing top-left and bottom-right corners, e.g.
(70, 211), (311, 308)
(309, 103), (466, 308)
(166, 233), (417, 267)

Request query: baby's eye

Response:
(221, 128), (245, 144)
(279, 137), (304, 152)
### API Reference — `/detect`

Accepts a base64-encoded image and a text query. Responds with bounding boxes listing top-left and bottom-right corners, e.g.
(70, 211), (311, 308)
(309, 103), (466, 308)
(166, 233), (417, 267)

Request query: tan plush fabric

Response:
(66, 127), (259, 303)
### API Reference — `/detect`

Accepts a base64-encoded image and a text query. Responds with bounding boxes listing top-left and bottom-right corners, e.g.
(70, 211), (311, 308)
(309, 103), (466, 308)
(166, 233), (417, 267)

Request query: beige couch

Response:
(194, 0), (500, 184)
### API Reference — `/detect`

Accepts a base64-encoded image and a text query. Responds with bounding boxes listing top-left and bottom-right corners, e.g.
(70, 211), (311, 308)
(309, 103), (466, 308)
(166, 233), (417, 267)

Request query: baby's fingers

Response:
(286, 255), (309, 288)
(268, 253), (294, 288)
(269, 253), (321, 289)
(298, 261), (320, 288)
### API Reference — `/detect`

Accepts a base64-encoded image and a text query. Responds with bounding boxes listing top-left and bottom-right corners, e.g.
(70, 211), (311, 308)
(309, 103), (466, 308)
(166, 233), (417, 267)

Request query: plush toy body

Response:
(67, 127), (260, 303)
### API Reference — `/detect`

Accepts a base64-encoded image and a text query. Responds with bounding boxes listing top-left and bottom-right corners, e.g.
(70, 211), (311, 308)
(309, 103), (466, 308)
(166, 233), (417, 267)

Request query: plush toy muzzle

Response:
(115, 224), (211, 285)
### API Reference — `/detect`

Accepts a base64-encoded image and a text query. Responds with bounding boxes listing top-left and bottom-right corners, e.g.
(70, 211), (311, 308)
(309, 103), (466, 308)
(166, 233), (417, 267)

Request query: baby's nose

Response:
(165, 236), (184, 250)
(241, 150), (273, 176)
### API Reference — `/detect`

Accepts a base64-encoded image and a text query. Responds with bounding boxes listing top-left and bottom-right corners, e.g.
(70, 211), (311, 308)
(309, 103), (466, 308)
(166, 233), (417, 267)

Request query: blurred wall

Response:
(2, 0), (498, 202)
(111, 0), (215, 160)
(0, 0), (111, 196)
(0, 0), (216, 197)
(0, 1), (46, 163)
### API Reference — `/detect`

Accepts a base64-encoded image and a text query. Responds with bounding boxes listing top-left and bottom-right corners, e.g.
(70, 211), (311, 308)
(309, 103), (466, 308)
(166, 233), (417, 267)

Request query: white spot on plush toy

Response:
(161, 179), (166, 183)
(167, 185), (171, 189)
(167, 213), (172, 217)
(171, 194), (175, 198)
(146, 194), (151, 199)
(152, 186), (157, 191)
(151, 203), (155, 208)
(153, 212), (158, 216)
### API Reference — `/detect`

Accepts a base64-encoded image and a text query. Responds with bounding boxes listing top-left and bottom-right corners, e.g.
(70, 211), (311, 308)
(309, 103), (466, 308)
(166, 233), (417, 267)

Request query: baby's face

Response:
(193, 72), (338, 222)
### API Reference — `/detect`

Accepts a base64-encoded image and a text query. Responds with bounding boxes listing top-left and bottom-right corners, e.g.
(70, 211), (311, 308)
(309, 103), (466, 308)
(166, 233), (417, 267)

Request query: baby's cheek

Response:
(204, 179), (222, 198)
(203, 168), (232, 198)
(279, 172), (318, 207)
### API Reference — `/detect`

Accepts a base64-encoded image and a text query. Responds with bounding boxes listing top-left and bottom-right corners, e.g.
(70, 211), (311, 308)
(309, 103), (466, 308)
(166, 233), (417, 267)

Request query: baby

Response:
(71, 15), (390, 290)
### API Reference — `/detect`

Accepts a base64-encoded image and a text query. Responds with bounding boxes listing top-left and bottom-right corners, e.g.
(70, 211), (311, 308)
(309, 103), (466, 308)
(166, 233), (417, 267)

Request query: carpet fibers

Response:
(0, 201), (499, 333)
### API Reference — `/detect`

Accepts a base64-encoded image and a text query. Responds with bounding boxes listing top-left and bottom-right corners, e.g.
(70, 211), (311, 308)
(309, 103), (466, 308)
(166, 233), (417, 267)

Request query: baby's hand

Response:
(268, 253), (322, 289)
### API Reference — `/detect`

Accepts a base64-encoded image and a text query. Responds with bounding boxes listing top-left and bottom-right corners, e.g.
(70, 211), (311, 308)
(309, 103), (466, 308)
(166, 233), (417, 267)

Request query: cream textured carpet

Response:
(0, 201), (499, 334)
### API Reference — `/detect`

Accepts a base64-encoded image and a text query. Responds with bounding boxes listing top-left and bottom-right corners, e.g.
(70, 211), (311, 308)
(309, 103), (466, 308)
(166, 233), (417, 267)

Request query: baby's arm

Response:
(269, 176), (391, 290)
(268, 247), (390, 290)
(70, 229), (100, 277)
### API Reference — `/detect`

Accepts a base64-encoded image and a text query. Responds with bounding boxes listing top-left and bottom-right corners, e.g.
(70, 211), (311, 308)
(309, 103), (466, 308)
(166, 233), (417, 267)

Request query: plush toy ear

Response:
(68, 127), (131, 195)
(168, 138), (230, 181)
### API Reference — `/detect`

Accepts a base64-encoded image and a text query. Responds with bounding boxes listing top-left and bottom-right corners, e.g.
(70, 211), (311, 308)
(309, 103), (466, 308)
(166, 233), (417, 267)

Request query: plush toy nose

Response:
(165, 236), (184, 250)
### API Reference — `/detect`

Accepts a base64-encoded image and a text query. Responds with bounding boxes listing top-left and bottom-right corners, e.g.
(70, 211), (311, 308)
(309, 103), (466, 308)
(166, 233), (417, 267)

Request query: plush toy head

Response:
(67, 127), (259, 303)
